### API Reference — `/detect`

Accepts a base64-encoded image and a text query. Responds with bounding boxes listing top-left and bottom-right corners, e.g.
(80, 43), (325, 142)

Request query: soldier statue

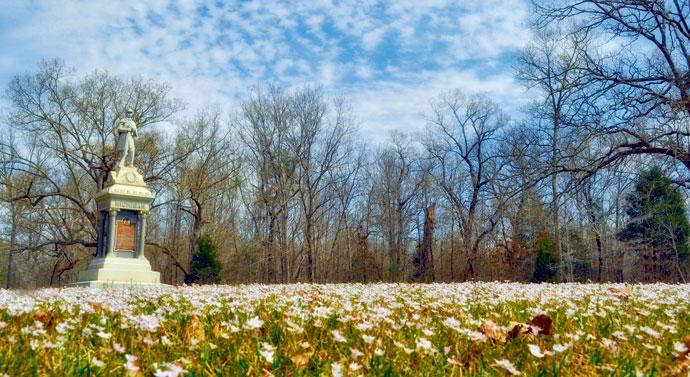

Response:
(115, 109), (137, 168)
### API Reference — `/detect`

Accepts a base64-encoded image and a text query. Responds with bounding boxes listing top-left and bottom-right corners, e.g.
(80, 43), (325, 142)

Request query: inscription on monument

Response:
(103, 198), (150, 211)
(115, 219), (136, 252)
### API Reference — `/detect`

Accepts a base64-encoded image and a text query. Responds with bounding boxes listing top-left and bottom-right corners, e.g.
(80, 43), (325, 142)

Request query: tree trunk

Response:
(464, 255), (475, 281)
(305, 219), (314, 282)
(265, 214), (276, 283)
(387, 227), (396, 281)
(418, 204), (436, 282)
(585, 185), (604, 281)
(6, 202), (17, 289)
(669, 226), (687, 283)
(279, 206), (288, 283)
(551, 111), (562, 282)
(450, 217), (455, 281)
(189, 198), (204, 277)
(461, 218), (476, 281)
(396, 209), (404, 281)
(172, 204), (182, 285)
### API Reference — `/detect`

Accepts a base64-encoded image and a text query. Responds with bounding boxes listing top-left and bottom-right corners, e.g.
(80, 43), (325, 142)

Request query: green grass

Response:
(0, 283), (688, 376)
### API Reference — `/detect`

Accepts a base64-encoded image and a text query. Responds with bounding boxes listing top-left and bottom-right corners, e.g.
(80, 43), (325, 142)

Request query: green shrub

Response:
(185, 233), (222, 284)
(531, 231), (558, 282)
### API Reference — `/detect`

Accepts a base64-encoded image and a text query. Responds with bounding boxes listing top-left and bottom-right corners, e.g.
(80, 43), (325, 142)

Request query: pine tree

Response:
(185, 233), (222, 284)
(531, 231), (559, 282)
(619, 166), (690, 281)
(511, 190), (558, 282)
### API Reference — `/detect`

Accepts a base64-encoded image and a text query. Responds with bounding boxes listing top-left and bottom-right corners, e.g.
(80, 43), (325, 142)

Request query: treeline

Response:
(1, 0), (690, 286)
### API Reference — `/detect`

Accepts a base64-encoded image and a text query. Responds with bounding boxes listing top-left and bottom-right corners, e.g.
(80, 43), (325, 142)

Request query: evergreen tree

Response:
(511, 190), (557, 281)
(531, 231), (559, 282)
(619, 166), (690, 280)
(185, 233), (222, 284)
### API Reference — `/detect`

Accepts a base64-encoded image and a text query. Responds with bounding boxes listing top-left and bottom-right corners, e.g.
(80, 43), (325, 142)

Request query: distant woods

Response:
(1, 0), (690, 286)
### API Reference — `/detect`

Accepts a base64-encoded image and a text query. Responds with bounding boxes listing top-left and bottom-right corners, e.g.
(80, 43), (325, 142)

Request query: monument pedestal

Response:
(75, 254), (161, 287)
(75, 166), (162, 287)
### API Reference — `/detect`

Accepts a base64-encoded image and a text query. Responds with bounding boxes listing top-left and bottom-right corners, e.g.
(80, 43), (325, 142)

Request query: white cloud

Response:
(345, 69), (530, 140)
(355, 62), (373, 79)
(318, 62), (338, 87)
(0, 0), (532, 141)
(362, 27), (386, 51)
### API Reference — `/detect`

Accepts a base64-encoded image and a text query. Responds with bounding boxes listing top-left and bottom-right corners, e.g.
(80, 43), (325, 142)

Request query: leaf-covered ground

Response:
(0, 283), (689, 376)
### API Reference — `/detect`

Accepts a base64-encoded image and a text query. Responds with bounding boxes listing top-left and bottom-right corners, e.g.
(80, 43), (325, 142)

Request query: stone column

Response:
(97, 212), (106, 257)
(107, 209), (118, 256)
(137, 212), (148, 258)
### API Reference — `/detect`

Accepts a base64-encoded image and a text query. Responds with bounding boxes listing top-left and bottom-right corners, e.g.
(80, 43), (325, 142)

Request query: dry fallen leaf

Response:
(608, 285), (632, 299)
(677, 353), (690, 367)
(184, 316), (206, 343)
(126, 361), (144, 377)
(291, 352), (312, 367)
(676, 334), (690, 365)
(35, 309), (49, 324)
(212, 322), (222, 338)
(92, 302), (113, 316)
(530, 314), (552, 336)
(481, 320), (506, 343)
(507, 322), (531, 340)
(447, 357), (460, 366)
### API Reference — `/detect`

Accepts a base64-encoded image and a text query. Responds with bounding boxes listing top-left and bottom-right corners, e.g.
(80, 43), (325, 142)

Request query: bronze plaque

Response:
(116, 219), (136, 252)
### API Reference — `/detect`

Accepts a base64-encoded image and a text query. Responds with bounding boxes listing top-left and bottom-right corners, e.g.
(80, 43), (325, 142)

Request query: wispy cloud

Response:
(0, 0), (532, 138)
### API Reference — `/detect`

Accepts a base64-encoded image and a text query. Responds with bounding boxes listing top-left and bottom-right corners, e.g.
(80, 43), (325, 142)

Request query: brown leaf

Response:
(481, 320), (506, 343)
(34, 309), (58, 333)
(608, 286), (632, 298)
(676, 334), (690, 364)
(507, 322), (530, 341)
(183, 316), (206, 343)
(126, 361), (144, 377)
(212, 323), (222, 338)
(35, 309), (49, 324)
(291, 352), (312, 367)
(677, 353), (690, 367)
(90, 302), (111, 315)
(530, 314), (552, 336)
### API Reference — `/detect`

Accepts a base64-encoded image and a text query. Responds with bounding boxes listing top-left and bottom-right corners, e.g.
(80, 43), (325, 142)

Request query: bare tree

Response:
(371, 132), (422, 281)
(238, 87), (299, 283)
(424, 92), (509, 280)
(160, 109), (239, 283)
(0, 135), (32, 287)
(533, 1), (690, 182)
(327, 142), (367, 282)
(516, 30), (592, 280)
(237, 86), (357, 283)
(293, 91), (355, 282)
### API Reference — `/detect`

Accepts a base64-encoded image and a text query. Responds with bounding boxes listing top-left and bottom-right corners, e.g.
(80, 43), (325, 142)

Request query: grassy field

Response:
(0, 283), (689, 376)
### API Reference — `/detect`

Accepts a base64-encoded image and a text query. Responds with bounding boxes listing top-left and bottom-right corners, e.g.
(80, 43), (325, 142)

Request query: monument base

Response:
(74, 254), (162, 287)
(71, 280), (164, 288)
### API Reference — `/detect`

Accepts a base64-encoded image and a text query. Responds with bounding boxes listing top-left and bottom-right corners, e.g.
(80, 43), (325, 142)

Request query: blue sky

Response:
(0, 0), (532, 140)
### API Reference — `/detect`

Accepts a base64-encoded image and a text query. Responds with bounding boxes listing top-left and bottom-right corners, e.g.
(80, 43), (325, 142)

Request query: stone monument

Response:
(75, 109), (161, 287)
